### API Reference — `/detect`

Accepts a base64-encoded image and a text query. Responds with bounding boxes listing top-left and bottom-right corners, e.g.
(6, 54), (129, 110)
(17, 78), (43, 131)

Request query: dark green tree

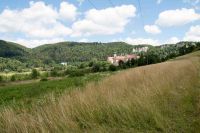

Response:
(50, 69), (58, 77)
(109, 64), (117, 71)
(31, 69), (39, 79)
(0, 75), (3, 82)
(118, 60), (126, 69)
(11, 75), (16, 81)
(92, 63), (101, 72)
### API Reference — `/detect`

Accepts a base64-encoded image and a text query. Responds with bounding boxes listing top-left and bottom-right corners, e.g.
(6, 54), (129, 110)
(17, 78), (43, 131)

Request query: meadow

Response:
(0, 51), (199, 132)
(0, 73), (109, 108)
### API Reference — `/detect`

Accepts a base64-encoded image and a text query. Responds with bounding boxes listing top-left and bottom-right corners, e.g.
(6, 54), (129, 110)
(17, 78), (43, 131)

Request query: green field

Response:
(0, 73), (110, 108)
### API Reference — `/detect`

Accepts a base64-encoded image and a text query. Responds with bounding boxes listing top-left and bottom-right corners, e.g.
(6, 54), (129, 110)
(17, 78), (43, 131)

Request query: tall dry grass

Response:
(0, 52), (200, 133)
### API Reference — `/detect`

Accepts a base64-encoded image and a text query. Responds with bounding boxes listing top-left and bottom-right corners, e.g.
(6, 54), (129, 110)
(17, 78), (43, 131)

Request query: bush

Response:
(88, 61), (94, 67)
(131, 58), (136, 66)
(69, 70), (85, 77)
(118, 60), (127, 69)
(10, 75), (16, 81)
(109, 64), (117, 71)
(79, 63), (87, 69)
(40, 78), (48, 82)
(31, 69), (40, 79)
(125, 60), (132, 68)
(92, 64), (101, 72)
(0, 76), (3, 82)
(50, 69), (58, 77)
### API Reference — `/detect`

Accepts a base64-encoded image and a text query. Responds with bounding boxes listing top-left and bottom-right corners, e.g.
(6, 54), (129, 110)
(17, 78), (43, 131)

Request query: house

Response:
(60, 62), (67, 66)
(107, 54), (139, 66)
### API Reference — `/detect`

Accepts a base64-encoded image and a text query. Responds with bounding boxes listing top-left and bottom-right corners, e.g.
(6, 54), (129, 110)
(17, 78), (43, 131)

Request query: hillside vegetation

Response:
(32, 42), (135, 63)
(0, 40), (29, 60)
(0, 51), (199, 132)
(0, 40), (199, 70)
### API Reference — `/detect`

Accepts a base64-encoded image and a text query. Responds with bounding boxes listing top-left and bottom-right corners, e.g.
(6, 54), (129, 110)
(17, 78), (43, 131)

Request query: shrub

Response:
(118, 60), (126, 69)
(131, 58), (137, 67)
(0, 75), (3, 82)
(69, 70), (85, 77)
(64, 66), (78, 75)
(88, 61), (94, 67)
(50, 69), (58, 77)
(40, 78), (48, 82)
(109, 64), (117, 71)
(125, 60), (132, 68)
(92, 64), (101, 72)
(79, 63), (87, 69)
(31, 69), (40, 79)
(10, 75), (16, 81)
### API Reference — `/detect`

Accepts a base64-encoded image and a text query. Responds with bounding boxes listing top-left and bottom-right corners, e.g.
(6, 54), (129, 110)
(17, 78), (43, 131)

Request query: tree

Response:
(0, 75), (3, 82)
(50, 69), (58, 77)
(118, 60), (126, 69)
(11, 75), (16, 81)
(125, 60), (132, 68)
(131, 58), (136, 66)
(92, 63), (100, 72)
(31, 69), (39, 79)
(109, 64), (117, 71)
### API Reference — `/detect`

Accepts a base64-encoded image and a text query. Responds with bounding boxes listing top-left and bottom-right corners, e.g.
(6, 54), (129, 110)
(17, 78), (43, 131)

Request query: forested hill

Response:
(0, 40), (199, 67)
(0, 40), (30, 61)
(32, 42), (137, 63)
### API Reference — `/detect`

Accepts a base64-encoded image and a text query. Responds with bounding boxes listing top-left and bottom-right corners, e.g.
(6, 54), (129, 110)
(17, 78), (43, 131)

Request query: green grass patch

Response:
(0, 73), (108, 108)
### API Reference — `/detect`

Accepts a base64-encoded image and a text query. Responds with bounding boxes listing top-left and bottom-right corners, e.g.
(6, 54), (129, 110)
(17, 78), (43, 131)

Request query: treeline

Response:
(0, 57), (26, 72)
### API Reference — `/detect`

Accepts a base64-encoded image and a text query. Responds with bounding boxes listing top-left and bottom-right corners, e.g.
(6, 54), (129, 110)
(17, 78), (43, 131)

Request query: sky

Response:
(0, 0), (199, 48)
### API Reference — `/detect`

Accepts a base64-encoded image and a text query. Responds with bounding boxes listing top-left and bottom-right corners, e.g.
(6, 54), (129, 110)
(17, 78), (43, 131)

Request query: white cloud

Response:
(184, 25), (200, 41)
(157, 0), (163, 4)
(79, 38), (89, 42)
(164, 37), (180, 44)
(156, 8), (200, 27)
(72, 5), (136, 37)
(10, 38), (65, 48)
(144, 25), (161, 34)
(124, 37), (160, 46)
(0, 1), (76, 39)
(59, 2), (77, 21)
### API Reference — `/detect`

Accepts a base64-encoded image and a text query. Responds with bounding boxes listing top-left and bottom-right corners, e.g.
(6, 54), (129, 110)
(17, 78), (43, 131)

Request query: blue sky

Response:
(0, 0), (199, 47)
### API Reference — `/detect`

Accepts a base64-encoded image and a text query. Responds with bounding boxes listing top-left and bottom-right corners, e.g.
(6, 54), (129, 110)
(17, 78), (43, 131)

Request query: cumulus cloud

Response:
(0, 1), (76, 39)
(59, 2), (77, 21)
(10, 38), (65, 48)
(156, 8), (200, 27)
(184, 25), (200, 41)
(144, 25), (161, 34)
(124, 37), (160, 46)
(72, 5), (136, 37)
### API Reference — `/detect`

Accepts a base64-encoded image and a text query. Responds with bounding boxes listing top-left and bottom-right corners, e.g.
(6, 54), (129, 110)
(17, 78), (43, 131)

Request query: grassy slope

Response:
(0, 51), (199, 132)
